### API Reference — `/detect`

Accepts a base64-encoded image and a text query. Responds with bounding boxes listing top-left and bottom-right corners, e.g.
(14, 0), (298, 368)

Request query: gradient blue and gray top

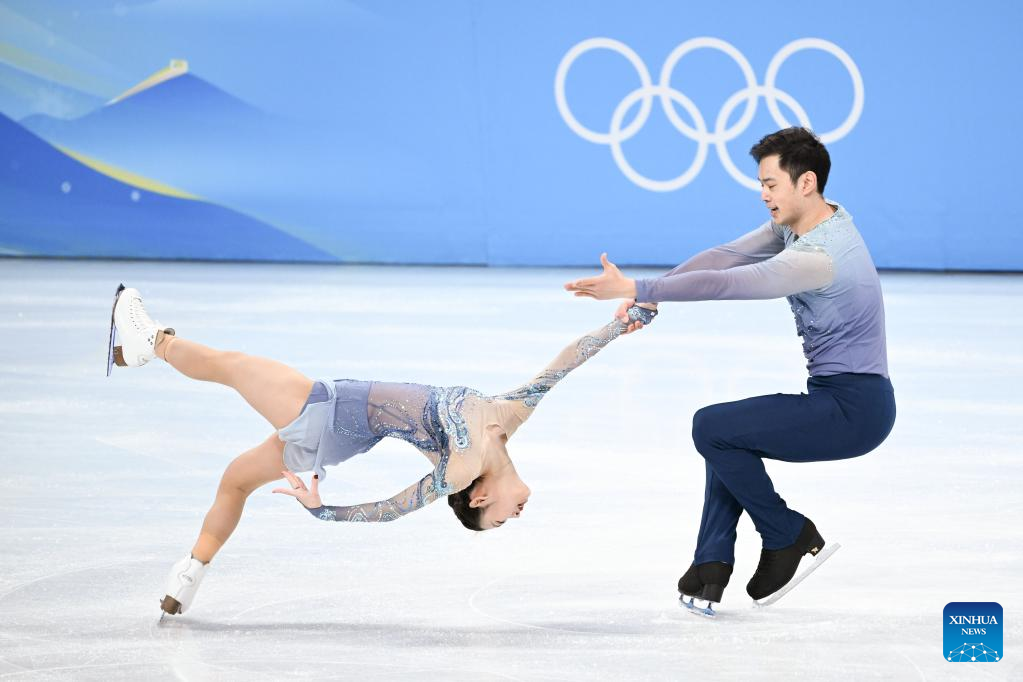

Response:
(634, 203), (889, 378)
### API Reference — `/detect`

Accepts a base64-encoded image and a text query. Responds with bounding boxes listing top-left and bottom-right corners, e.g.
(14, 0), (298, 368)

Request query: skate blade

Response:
(106, 284), (125, 377)
(679, 596), (717, 618)
(752, 542), (841, 608)
(160, 595), (182, 615)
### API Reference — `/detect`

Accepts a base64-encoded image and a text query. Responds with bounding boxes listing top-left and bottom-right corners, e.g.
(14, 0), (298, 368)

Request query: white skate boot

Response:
(160, 554), (208, 615)
(108, 284), (174, 373)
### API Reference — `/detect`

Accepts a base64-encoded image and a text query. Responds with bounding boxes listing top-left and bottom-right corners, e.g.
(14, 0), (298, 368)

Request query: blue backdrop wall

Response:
(1, 1), (1021, 269)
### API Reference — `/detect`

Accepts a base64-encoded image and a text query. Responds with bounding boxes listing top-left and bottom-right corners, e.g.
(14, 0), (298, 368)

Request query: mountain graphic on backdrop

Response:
(0, 111), (333, 261)
(21, 58), (271, 133)
(106, 58), (191, 105)
(11, 59), (370, 262)
(17, 60), (294, 198)
(14, 58), (315, 213)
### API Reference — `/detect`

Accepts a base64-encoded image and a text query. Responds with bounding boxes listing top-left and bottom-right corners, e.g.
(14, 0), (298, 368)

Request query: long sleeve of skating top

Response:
(633, 203), (888, 377)
(633, 222), (833, 302)
(305, 308), (653, 523)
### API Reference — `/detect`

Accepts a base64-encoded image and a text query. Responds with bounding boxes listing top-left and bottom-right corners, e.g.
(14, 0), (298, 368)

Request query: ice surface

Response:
(1, 259), (1020, 680)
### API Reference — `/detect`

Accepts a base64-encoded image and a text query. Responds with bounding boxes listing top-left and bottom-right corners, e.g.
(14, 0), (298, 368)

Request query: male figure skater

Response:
(565, 127), (896, 614)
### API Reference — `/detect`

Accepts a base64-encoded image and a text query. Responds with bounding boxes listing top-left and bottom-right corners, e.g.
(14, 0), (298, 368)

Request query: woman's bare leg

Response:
(155, 333), (313, 430)
(152, 334), (315, 562)
(191, 433), (287, 563)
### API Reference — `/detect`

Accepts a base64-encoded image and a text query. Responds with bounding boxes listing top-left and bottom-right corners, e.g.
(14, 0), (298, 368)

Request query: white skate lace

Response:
(127, 296), (158, 342)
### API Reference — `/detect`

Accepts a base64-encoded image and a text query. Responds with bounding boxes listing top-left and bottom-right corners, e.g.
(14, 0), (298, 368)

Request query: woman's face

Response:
(473, 475), (531, 530)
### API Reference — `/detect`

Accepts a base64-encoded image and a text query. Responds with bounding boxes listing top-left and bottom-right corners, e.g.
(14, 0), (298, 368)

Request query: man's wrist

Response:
(631, 277), (650, 302)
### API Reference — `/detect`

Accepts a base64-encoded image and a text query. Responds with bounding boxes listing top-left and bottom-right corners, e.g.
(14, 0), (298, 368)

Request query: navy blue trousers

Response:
(691, 373), (896, 565)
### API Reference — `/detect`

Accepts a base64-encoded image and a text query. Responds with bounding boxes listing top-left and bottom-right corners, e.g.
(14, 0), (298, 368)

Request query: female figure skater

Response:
(107, 286), (656, 615)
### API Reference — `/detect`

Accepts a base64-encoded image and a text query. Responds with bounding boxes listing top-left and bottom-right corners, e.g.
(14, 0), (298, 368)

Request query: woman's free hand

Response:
(272, 470), (323, 509)
(564, 253), (638, 300)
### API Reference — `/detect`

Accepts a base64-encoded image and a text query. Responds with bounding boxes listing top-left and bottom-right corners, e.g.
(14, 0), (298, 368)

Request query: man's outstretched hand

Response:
(564, 253), (638, 300)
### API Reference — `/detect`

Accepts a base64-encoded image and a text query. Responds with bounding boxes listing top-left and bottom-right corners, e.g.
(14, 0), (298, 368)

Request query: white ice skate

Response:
(160, 554), (208, 615)
(107, 284), (174, 374)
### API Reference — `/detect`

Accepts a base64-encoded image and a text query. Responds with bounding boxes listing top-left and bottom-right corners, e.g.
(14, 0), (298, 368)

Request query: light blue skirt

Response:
(277, 379), (381, 480)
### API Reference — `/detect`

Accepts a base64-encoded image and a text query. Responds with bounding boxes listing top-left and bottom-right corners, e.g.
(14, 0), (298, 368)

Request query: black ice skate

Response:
(678, 561), (733, 618)
(747, 518), (840, 607)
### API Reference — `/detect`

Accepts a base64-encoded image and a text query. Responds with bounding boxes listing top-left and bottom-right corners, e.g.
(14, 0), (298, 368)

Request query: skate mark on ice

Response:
(0, 638), (31, 674)
(0, 558), (155, 604)
(468, 574), (629, 636)
(892, 648), (926, 682)
(150, 582), (532, 677)
(469, 574), (602, 635)
(148, 614), (290, 682)
(152, 619), (531, 682)
(0, 510), (91, 528)
(93, 436), (197, 473)
(652, 607), (727, 624)
(0, 659), (254, 680)
(222, 588), (354, 622)
(0, 631), (52, 647)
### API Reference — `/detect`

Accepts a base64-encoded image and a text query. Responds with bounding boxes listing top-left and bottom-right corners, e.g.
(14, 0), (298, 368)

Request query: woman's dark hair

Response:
(749, 127), (831, 194)
(448, 475), (485, 531)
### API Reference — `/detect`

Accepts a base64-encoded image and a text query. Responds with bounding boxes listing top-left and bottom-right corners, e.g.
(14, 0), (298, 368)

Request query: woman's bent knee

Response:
(219, 437), (284, 496)
(218, 468), (256, 498)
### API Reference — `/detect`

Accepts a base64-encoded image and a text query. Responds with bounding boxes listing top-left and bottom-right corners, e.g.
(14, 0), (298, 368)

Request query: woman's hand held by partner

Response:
(616, 299), (658, 334)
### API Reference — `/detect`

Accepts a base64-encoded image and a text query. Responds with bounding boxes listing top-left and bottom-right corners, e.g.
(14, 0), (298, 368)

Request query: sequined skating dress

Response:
(276, 313), (645, 522)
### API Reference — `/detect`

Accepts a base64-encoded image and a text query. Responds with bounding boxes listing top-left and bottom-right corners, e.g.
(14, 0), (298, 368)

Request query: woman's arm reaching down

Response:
(275, 469), (454, 522)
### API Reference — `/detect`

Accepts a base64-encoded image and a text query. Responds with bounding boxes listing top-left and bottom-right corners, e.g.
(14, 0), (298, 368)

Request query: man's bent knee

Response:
(691, 404), (729, 457)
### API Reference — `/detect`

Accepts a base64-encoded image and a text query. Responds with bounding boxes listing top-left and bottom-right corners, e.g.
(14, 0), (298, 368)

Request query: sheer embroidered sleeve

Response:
(304, 470), (457, 523)
(493, 305), (655, 425)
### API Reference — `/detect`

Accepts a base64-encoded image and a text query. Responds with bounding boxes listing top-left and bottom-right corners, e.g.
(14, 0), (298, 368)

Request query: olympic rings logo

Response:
(554, 37), (864, 192)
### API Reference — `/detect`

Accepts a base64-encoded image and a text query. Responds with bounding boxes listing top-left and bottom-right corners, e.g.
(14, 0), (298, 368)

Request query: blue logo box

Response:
(944, 602), (1002, 662)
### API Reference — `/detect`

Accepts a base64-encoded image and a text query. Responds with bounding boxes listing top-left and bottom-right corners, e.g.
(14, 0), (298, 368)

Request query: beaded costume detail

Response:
(304, 314), (640, 523)
(434, 385), (481, 451)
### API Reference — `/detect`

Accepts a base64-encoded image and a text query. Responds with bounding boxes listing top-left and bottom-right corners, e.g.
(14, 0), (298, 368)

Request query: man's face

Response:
(758, 154), (801, 227)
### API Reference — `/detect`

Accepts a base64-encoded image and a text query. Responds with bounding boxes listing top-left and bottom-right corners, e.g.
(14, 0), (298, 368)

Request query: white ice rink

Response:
(1, 259), (1020, 681)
